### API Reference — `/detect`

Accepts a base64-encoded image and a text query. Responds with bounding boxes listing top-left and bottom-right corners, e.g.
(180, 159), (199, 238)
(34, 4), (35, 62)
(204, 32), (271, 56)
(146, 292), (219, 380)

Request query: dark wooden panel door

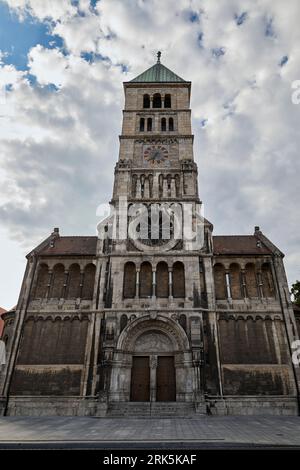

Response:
(156, 356), (176, 402)
(130, 356), (150, 402)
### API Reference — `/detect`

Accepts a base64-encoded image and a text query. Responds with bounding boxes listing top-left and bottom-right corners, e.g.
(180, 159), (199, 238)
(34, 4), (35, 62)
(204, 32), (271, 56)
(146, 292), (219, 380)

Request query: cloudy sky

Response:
(0, 0), (299, 309)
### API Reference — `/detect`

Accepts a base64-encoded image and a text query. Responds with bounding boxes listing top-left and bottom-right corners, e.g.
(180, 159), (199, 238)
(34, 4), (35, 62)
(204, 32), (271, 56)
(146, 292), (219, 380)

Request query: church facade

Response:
(1, 57), (300, 417)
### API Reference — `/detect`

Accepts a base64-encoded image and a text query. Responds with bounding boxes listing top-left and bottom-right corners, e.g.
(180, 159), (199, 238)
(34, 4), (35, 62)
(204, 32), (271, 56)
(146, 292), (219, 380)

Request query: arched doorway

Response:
(109, 315), (194, 403)
(130, 330), (176, 402)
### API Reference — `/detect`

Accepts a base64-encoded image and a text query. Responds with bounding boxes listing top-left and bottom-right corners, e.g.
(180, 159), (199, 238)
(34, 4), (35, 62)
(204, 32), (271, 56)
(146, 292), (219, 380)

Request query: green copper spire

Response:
(130, 52), (186, 83)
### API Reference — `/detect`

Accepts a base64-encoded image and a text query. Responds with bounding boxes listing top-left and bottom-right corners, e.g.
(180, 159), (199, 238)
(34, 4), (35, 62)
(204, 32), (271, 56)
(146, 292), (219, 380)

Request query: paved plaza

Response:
(0, 416), (300, 448)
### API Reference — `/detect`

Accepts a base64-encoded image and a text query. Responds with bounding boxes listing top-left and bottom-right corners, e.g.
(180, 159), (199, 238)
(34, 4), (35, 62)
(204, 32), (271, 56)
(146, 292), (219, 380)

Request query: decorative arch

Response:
(82, 263), (96, 300)
(214, 263), (226, 299)
(139, 117), (145, 131)
(143, 94), (150, 108)
(116, 315), (190, 353)
(34, 263), (49, 299)
(123, 262), (136, 298)
(66, 263), (80, 299)
(50, 263), (65, 298)
(139, 261), (152, 298)
(153, 93), (162, 108)
(229, 263), (242, 299)
(164, 94), (171, 108)
(172, 261), (185, 298)
(245, 263), (258, 298)
(261, 262), (275, 297)
(156, 261), (169, 298)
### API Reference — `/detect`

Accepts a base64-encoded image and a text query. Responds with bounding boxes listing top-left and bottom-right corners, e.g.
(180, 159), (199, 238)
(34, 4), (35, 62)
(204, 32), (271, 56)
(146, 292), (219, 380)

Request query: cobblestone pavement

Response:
(0, 416), (300, 447)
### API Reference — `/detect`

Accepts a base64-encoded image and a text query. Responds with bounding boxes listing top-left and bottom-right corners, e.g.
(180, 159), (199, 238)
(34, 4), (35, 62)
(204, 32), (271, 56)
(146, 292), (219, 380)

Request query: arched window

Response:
(153, 93), (162, 108)
(161, 117), (166, 131)
(245, 263), (258, 298)
(66, 264), (81, 299)
(169, 117), (174, 131)
(262, 263), (275, 297)
(164, 94), (171, 108)
(173, 261), (185, 298)
(214, 264), (226, 299)
(229, 263), (242, 299)
(156, 262), (169, 298)
(139, 118), (145, 131)
(120, 314), (128, 332)
(82, 263), (96, 300)
(34, 263), (49, 298)
(147, 117), (152, 131)
(50, 264), (65, 299)
(139, 262), (152, 298)
(143, 94), (150, 108)
(123, 262), (136, 298)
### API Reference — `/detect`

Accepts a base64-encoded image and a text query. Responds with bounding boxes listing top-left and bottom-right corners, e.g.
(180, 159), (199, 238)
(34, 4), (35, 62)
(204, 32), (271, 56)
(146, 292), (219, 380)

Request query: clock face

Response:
(144, 145), (168, 166)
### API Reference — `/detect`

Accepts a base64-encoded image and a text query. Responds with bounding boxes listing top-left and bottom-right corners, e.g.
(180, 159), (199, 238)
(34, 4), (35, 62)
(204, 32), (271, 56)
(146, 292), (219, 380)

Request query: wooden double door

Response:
(130, 356), (176, 402)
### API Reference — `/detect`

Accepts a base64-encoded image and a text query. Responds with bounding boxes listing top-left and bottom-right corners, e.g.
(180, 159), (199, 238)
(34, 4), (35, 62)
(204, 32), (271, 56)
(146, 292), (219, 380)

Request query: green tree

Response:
(291, 280), (300, 306)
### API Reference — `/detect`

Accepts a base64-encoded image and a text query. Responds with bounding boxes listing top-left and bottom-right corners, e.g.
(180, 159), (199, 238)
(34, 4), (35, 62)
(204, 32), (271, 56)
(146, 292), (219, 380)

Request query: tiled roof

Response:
(213, 235), (272, 255)
(35, 234), (274, 257)
(130, 62), (186, 83)
(39, 236), (98, 256)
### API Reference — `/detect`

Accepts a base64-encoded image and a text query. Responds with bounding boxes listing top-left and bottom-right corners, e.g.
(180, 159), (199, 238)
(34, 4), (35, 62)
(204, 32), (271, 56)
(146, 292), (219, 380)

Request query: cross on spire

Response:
(157, 51), (161, 63)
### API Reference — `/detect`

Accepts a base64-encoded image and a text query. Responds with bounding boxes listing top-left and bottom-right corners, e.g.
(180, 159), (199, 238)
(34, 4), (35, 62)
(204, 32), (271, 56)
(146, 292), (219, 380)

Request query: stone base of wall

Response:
(5, 396), (108, 417)
(206, 396), (299, 416)
(4, 396), (299, 417)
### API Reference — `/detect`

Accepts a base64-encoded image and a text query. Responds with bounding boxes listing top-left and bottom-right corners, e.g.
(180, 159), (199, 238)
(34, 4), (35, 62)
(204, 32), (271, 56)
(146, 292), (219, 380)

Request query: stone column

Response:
(168, 267), (173, 300)
(163, 178), (168, 198)
(241, 269), (247, 298)
(152, 173), (159, 198)
(257, 270), (263, 298)
(46, 270), (53, 299)
(135, 269), (140, 299)
(79, 270), (84, 298)
(136, 178), (141, 199)
(144, 178), (150, 199)
(171, 178), (176, 198)
(150, 355), (157, 402)
(152, 268), (156, 299)
(62, 270), (69, 299)
(225, 271), (231, 300)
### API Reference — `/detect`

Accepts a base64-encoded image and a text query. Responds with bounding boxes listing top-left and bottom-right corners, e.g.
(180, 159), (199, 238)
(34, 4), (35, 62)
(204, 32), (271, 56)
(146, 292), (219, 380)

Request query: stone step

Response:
(107, 402), (203, 418)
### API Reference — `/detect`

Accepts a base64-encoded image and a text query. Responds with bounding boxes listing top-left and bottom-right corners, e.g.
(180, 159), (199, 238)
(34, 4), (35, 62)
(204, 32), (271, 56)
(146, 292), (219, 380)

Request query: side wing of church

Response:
(1, 56), (299, 417)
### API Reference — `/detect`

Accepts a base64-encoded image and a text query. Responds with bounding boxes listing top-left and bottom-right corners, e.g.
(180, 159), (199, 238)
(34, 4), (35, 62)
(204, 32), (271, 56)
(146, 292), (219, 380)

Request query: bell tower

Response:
(96, 54), (213, 408)
(112, 51), (200, 207)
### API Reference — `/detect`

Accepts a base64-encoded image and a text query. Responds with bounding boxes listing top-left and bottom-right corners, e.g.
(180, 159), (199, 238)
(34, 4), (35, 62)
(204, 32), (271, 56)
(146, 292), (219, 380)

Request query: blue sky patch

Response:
(235, 12), (248, 26)
(189, 11), (200, 23)
(279, 55), (288, 67)
(0, 2), (63, 70)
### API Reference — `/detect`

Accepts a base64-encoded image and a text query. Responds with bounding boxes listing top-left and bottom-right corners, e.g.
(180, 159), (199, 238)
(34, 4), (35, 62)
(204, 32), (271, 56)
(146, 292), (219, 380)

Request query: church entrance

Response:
(110, 316), (195, 404)
(130, 352), (176, 402)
